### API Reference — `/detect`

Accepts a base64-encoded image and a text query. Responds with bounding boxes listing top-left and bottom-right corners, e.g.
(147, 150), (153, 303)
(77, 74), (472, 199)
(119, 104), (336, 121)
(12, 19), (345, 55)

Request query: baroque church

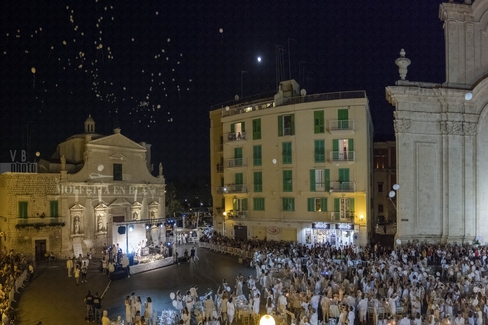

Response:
(0, 116), (166, 260)
(387, 0), (488, 244)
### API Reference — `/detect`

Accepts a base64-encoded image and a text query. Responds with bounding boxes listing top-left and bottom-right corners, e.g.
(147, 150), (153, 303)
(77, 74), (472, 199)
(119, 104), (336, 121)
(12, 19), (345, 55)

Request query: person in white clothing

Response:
(227, 297), (235, 324)
(347, 306), (355, 325)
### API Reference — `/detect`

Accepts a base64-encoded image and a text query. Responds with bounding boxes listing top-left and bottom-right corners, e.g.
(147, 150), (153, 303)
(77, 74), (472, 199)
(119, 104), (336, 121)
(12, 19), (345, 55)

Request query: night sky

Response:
(0, 0), (447, 181)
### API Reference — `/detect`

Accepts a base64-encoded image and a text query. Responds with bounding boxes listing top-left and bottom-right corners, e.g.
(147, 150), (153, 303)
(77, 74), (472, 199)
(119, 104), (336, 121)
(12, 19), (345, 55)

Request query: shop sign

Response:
(335, 223), (354, 230)
(267, 226), (281, 235)
(312, 222), (330, 230)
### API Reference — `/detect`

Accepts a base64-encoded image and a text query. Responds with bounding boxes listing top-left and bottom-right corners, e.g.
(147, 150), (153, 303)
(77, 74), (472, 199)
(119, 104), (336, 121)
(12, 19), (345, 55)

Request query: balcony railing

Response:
(16, 217), (65, 227)
(330, 151), (355, 162)
(216, 165), (224, 173)
(218, 184), (248, 194)
(331, 212), (354, 221)
(225, 132), (247, 142)
(226, 158), (247, 168)
(329, 120), (355, 132)
(229, 211), (248, 219)
(329, 181), (356, 192)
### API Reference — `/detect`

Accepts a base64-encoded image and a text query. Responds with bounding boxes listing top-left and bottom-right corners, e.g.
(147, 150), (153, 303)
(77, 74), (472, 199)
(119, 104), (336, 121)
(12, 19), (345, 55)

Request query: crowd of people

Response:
(196, 232), (488, 325)
(0, 249), (35, 325)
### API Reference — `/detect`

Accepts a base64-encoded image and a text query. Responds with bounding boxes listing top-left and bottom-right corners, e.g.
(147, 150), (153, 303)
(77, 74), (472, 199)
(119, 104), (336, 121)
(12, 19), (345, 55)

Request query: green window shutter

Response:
(50, 201), (59, 217)
(243, 198), (248, 211)
(234, 147), (242, 158)
(310, 170), (316, 192)
(278, 116), (283, 136)
(221, 198), (225, 209)
(253, 145), (262, 166)
(320, 198), (328, 212)
(349, 198), (355, 213)
(348, 139), (354, 151)
(307, 198), (314, 212)
(253, 198), (265, 211)
(324, 169), (330, 190)
(19, 202), (28, 218)
(253, 119), (261, 140)
(231, 123), (235, 133)
(334, 198), (340, 212)
(339, 168), (350, 182)
(220, 177), (224, 186)
(235, 173), (243, 184)
(282, 142), (292, 164)
(290, 114), (295, 135)
(314, 111), (324, 134)
(314, 140), (325, 163)
(242, 122), (245, 132)
(233, 198), (237, 211)
(333, 139), (339, 151)
(254, 172), (262, 192)
(283, 170), (292, 192)
(338, 109), (349, 120)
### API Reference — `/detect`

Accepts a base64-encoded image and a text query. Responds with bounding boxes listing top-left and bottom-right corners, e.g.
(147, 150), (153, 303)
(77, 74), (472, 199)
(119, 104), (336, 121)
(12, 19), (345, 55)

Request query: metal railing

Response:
(225, 132), (247, 142)
(329, 119), (355, 131)
(226, 158), (248, 168)
(331, 212), (354, 221)
(330, 151), (355, 162)
(217, 184), (248, 193)
(329, 181), (356, 192)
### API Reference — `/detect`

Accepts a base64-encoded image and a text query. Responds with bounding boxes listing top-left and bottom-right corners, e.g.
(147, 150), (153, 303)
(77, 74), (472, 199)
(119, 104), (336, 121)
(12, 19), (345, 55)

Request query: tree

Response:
(165, 183), (184, 217)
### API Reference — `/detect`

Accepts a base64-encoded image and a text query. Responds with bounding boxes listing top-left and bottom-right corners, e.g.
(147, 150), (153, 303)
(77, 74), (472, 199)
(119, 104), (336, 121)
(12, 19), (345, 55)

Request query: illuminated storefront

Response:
(310, 222), (356, 247)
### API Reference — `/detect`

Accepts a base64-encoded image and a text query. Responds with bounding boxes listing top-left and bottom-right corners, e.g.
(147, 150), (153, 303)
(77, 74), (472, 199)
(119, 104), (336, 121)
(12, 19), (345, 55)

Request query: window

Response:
(252, 119), (261, 140)
(253, 198), (265, 211)
(374, 149), (388, 169)
(310, 169), (330, 192)
(221, 198), (225, 210)
(234, 147), (243, 167)
(283, 170), (293, 192)
(314, 110), (325, 133)
(278, 114), (295, 136)
(50, 200), (59, 217)
(307, 198), (328, 212)
(337, 108), (349, 129)
(233, 197), (248, 211)
(230, 122), (246, 140)
(113, 163), (122, 181)
(18, 201), (28, 218)
(377, 183), (384, 193)
(235, 173), (243, 185)
(254, 172), (263, 192)
(338, 168), (350, 182)
(378, 204), (384, 213)
(282, 142), (292, 164)
(332, 139), (354, 161)
(314, 140), (325, 163)
(334, 197), (355, 220)
(253, 145), (262, 166)
(282, 198), (295, 211)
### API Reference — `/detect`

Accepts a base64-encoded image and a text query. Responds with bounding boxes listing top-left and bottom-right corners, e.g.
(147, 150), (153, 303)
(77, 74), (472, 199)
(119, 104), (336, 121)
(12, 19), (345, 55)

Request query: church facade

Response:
(0, 116), (166, 260)
(386, 0), (488, 244)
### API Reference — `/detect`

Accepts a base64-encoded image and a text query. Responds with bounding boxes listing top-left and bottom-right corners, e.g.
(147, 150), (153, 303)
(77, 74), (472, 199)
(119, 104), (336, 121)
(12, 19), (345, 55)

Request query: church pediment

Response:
(132, 202), (142, 208)
(109, 198), (131, 207)
(109, 153), (127, 161)
(148, 201), (160, 209)
(88, 133), (146, 151)
(70, 203), (85, 211)
(94, 202), (108, 210)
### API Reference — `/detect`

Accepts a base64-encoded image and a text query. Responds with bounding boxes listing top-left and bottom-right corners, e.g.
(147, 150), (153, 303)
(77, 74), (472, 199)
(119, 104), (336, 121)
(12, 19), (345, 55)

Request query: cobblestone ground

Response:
(15, 244), (255, 325)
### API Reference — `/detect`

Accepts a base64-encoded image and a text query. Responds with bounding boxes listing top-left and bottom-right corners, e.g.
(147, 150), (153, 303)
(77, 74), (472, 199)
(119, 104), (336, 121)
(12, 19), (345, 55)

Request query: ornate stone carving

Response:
(439, 121), (465, 135)
(439, 121), (448, 135)
(463, 122), (477, 136)
(394, 119), (411, 133)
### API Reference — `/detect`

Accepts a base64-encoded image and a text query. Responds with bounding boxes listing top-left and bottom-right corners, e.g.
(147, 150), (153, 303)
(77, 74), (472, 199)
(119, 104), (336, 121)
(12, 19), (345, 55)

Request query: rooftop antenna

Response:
(275, 45), (286, 90)
(288, 38), (296, 80)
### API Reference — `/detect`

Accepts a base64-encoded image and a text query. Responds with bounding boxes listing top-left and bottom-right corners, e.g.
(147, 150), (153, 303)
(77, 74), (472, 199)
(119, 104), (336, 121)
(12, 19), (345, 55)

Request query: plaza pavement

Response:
(15, 244), (255, 325)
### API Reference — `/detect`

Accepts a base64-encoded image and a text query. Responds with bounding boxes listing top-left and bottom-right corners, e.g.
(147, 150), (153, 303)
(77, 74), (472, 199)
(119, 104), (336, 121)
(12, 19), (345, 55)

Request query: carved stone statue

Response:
(133, 212), (139, 220)
(74, 216), (80, 234)
(61, 155), (66, 171)
(97, 215), (103, 232)
(159, 162), (163, 177)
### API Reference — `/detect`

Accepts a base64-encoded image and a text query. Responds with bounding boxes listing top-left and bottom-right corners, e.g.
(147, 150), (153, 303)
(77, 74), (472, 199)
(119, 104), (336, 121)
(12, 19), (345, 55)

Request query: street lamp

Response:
(388, 184), (400, 210)
(260, 315), (275, 325)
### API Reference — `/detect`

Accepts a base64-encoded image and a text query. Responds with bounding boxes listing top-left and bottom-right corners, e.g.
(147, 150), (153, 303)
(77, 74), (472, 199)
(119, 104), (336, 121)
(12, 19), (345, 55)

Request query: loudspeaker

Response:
(118, 226), (126, 235)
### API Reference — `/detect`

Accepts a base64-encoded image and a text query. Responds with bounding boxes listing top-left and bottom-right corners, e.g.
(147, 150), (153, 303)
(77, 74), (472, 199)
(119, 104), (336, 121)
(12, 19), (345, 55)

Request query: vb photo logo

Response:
(0, 150), (39, 174)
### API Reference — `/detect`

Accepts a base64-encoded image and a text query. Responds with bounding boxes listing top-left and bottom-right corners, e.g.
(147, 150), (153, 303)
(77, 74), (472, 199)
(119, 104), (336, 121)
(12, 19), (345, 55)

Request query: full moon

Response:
(257, 56), (262, 62)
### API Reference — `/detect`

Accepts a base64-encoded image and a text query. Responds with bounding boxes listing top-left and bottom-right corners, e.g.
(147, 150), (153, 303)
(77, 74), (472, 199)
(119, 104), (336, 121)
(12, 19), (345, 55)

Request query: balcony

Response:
(228, 211), (248, 219)
(328, 120), (355, 134)
(218, 184), (248, 194)
(216, 165), (224, 173)
(329, 151), (355, 163)
(226, 158), (248, 168)
(225, 132), (246, 143)
(15, 217), (66, 229)
(329, 181), (356, 192)
(330, 212), (354, 221)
